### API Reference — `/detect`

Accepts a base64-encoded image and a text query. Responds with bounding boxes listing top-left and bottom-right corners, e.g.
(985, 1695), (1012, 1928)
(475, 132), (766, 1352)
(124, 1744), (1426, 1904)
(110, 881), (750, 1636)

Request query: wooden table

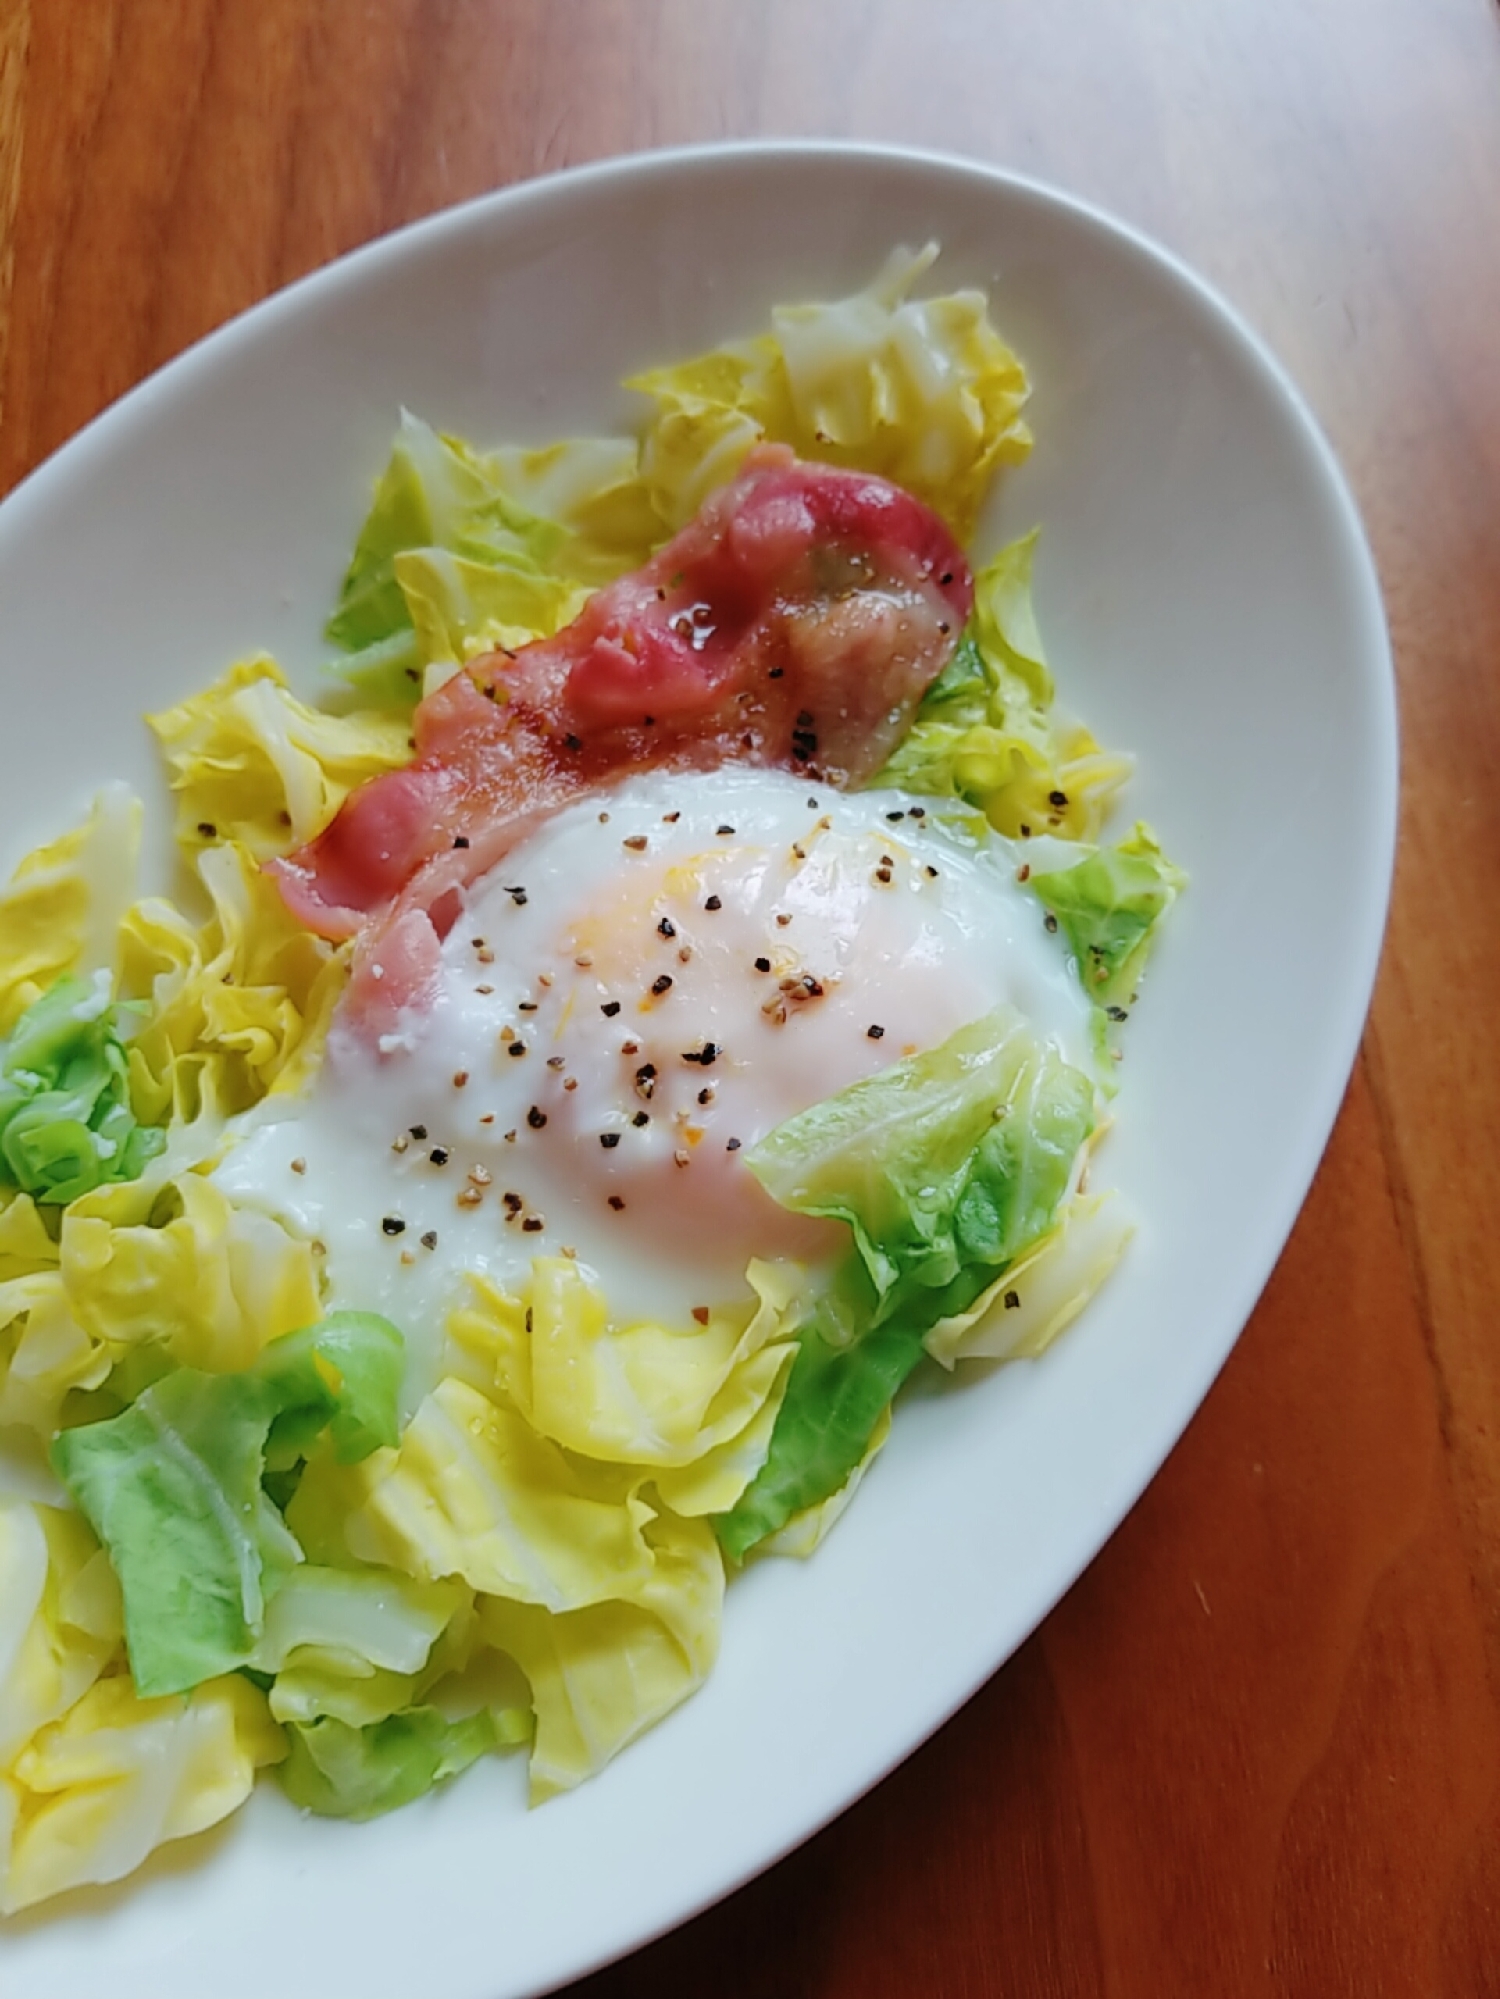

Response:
(4, 2), (1498, 1990)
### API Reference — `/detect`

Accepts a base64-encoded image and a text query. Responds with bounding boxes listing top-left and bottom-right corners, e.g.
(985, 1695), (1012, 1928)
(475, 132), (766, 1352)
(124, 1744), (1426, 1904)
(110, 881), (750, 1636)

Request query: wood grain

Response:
(4, 2), (1500, 1992)
(0, 0), (27, 444)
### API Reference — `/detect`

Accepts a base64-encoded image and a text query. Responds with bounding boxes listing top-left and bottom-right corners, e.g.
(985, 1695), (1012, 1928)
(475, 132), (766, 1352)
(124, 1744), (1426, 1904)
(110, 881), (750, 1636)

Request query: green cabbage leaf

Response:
(716, 1008), (1094, 1558)
(0, 973), (164, 1206)
(1028, 823), (1187, 1009)
(49, 1312), (404, 1696)
(277, 1707), (502, 1821)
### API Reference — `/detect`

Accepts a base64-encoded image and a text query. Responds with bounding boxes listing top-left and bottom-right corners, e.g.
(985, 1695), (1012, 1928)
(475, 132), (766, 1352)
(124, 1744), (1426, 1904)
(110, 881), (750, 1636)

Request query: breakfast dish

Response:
(0, 247), (1181, 1916)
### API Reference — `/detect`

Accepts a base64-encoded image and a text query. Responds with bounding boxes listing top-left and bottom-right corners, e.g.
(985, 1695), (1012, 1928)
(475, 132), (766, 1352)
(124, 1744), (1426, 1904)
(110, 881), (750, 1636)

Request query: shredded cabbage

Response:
(123, 857), (346, 1131)
(265, 1248), (800, 1803)
(475, 1507), (723, 1803)
(250, 1564), (467, 1680)
(0, 1266), (107, 1441)
(285, 1359), (729, 1802)
(0, 1502), (281, 1919)
(278, 1706), (502, 1821)
(748, 1405), (893, 1561)
(60, 1170), (325, 1378)
(0, 1503), (120, 1770)
(0, 1164), (326, 1447)
(924, 1191), (1134, 1368)
(324, 415), (609, 705)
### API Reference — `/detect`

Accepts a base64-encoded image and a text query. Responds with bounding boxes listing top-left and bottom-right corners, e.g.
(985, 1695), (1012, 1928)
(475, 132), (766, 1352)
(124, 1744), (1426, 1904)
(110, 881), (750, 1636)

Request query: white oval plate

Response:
(0, 144), (1395, 1997)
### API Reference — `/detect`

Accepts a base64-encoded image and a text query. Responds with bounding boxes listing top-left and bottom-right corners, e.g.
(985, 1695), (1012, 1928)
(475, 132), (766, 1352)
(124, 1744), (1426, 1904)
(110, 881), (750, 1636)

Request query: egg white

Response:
(214, 768), (1093, 1410)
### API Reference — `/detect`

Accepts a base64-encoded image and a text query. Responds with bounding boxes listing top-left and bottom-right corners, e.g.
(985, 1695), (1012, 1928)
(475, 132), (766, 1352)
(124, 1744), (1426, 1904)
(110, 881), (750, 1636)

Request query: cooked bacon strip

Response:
(271, 447), (972, 1017)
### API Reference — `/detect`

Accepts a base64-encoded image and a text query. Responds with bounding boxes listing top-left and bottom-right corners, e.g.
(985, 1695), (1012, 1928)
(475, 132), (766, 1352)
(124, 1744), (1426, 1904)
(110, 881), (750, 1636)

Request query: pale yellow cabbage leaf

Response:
(939, 722), (1135, 848)
(628, 244), (1031, 542)
(120, 839), (348, 1126)
(923, 1191), (1133, 1369)
(0, 1503), (122, 1771)
(0, 1671), (283, 1915)
(263, 1595), (533, 1747)
(252, 1565), (469, 1679)
(0, 674), (356, 1430)
(0, 787), (140, 1035)
(0, 1272), (105, 1437)
(59, 1171), (323, 1377)
(2, 1170), (323, 1431)
(0, 1196), (58, 1282)
(487, 435), (661, 580)
(269, 1500), (491, 1730)
(476, 1506), (723, 1801)
(255, 1567), (475, 1729)
(879, 530), (1135, 844)
(295, 1346), (734, 1799)
(340, 1377), (658, 1613)
(147, 657), (410, 861)
(0, 1205), (76, 1431)
(648, 1372), (788, 1519)
(393, 547), (592, 673)
(448, 1258), (797, 1490)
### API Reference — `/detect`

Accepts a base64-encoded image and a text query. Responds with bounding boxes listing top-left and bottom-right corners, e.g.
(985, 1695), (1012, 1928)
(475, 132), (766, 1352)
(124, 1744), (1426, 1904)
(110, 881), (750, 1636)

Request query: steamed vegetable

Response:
(474, 1514), (724, 1802)
(324, 415), (600, 703)
(57, 1171), (326, 1379)
(448, 1257), (798, 1508)
(0, 1503), (120, 1771)
(278, 1707), (503, 1821)
(0, 974), (164, 1205)
(148, 656), (411, 860)
(629, 242), (1031, 538)
(1029, 824), (1187, 1008)
(923, 1189), (1134, 1369)
(0, 786), (140, 1037)
(51, 1313), (404, 1696)
(877, 535), (1184, 1030)
(877, 530), (1134, 844)
(717, 1008), (1095, 1558)
(1, 1668), (283, 1916)
(0, 1495), (282, 1915)
(290, 1373), (732, 1803)
(249, 1563), (468, 1683)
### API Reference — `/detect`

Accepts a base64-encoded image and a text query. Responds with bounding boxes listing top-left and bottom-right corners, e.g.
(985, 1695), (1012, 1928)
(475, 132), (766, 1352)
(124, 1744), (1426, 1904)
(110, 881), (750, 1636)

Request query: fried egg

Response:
(214, 768), (1093, 1407)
